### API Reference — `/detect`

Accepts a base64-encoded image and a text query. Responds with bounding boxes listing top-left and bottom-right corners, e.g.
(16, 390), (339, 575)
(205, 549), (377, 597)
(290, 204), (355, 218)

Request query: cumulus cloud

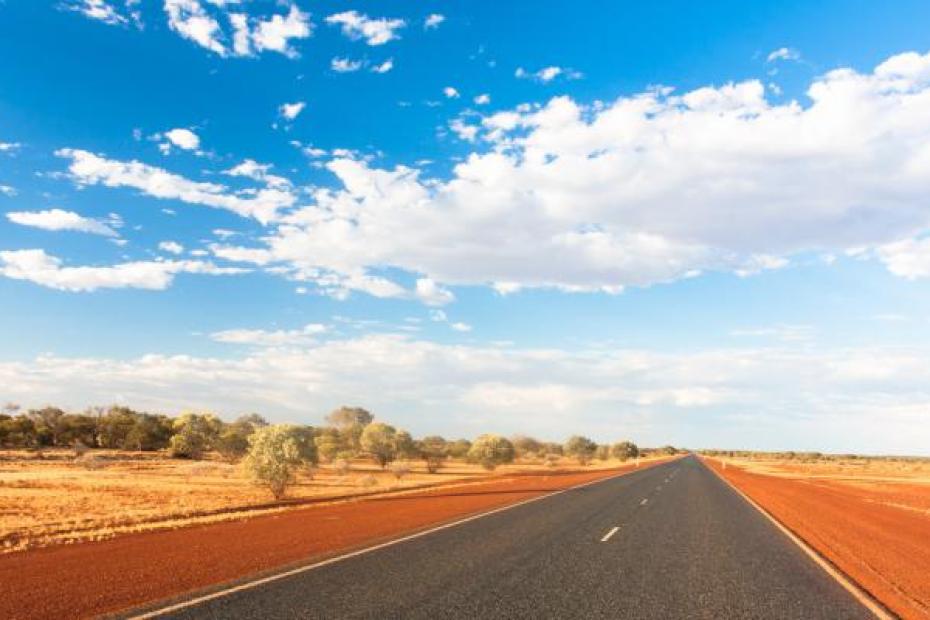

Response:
(158, 240), (184, 255)
(767, 47), (801, 63)
(210, 322), (327, 346)
(415, 278), (455, 306)
(877, 237), (930, 279)
(474, 93), (491, 105)
(223, 159), (291, 189)
(443, 86), (460, 99)
(56, 148), (294, 224)
(2, 334), (928, 453)
(203, 50), (930, 295)
(158, 127), (201, 154)
(0, 249), (244, 292)
(331, 57), (363, 73)
(325, 10), (405, 46)
(6, 209), (119, 237)
(424, 14), (444, 29)
(279, 101), (305, 120)
(371, 58), (394, 74)
(165, 1), (310, 58)
(65, 0), (141, 27)
(515, 66), (583, 83)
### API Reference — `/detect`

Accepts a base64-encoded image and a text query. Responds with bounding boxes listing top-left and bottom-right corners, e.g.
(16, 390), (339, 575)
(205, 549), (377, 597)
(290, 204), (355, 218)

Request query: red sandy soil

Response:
(706, 459), (930, 620)
(0, 462), (658, 620)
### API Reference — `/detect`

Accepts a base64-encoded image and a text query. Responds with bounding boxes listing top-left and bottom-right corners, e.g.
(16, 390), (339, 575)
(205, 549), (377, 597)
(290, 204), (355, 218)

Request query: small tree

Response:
(564, 436), (598, 465)
(467, 434), (515, 471)
(360, 422), (397, 468)
(314, 428), (346, 462)
(168, 413), (221, 459)
(416, 435), (447, 473)
(446, 438), (472, 459)
(511, 435), (543, 459)
(390, 461), (411, 480)
(394, 430), (417, 460)
(242, 424), (318, 499)
(611, 440), (639, 461)
(596, 444), (610, 461)
(325, 407), (373, 430)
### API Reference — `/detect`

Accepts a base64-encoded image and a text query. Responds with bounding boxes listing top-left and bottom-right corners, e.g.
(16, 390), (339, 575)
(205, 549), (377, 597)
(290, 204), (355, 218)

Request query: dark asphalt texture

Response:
(157, 456), (875, 619)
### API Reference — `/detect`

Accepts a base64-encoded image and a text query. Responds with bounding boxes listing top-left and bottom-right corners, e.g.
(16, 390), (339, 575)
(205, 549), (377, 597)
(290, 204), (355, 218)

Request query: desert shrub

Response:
(390, 461), (411, 480)
(80, 453), (106, 470)
(168, 413), (222, 459)
(564, 436), (598, 465)
(314, 428), (346, 463)
(242, 424), (316, 499)
(332, 459), (351, 476)
(611, 441), (639, 461)
(544, 453), (561, 468)
(358, 474), (378, 488)
(595, 445), (610, 461)
(360, 422), (398, 468)
(446, 438), (472, 459)
(467, 435), (515, 471)
(394, 431), (417, 460)
(511, 435), (543, 459)
(416, 436), (447, 473)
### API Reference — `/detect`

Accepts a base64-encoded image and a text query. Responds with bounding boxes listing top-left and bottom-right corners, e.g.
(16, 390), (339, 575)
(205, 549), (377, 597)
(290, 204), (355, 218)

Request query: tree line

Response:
(1, 402), (656, 498)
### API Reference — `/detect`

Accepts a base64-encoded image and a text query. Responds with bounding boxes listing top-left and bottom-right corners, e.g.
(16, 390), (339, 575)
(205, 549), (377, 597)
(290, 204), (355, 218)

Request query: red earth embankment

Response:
(706, 458), (930, 620)
(0, 461), (662, 620)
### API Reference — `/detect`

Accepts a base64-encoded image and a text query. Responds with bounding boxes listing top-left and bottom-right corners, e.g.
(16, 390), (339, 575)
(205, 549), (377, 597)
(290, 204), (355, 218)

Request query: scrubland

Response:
(0, 449), (632, 553)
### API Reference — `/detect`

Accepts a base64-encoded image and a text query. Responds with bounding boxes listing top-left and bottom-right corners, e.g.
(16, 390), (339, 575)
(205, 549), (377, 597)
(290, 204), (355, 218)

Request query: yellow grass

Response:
(0, 449), (632, 553)
(715, 455), (930, 484)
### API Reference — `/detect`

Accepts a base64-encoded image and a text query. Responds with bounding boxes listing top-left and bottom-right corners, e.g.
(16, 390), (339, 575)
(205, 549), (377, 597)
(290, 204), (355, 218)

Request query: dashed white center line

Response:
(600, 526), (620, 542)
(640, 498), (648, 506)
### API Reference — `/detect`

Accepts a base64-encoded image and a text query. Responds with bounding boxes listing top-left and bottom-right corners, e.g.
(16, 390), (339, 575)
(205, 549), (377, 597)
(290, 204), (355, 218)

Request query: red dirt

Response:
(706, 459), (930, 620)
(0, 462), (657, 620)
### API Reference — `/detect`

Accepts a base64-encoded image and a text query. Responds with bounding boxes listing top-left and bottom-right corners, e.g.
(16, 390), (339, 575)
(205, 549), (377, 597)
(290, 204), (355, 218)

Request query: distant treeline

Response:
(699, 449), (929, 462)
(0, 402), (676, 468)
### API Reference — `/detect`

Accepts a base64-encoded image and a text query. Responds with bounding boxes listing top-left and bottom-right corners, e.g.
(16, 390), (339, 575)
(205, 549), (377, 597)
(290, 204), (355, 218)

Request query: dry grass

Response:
(0, 449), (629, 553)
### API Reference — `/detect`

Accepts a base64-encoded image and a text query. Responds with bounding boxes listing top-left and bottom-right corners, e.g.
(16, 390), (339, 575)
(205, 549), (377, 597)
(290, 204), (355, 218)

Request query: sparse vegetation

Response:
(241, 424), (319, 499)
(564, 435), (598, 465)
(468, 434), (516, 470)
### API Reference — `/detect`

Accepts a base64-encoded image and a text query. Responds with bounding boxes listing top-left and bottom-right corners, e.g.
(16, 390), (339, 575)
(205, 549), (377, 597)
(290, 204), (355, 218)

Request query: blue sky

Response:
(2, 1), (930, 454)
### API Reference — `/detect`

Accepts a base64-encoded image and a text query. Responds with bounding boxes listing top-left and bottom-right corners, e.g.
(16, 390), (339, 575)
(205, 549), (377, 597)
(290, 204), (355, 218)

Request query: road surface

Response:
(141, 456), (875, 619)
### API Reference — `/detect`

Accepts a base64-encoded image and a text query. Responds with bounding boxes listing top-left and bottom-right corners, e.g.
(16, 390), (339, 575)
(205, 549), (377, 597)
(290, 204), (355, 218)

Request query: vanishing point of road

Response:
(140, 456), (876, 619)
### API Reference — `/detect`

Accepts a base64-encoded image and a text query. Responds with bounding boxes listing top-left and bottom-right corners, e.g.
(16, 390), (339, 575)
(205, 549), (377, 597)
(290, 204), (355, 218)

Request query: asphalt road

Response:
(150, 456), (875, 619)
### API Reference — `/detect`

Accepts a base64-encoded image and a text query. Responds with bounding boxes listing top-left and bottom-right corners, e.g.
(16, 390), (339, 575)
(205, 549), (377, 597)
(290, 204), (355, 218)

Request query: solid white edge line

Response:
(702, 458), (894, 620)
(600, 526), (620, 542)
(128, 462), (669, 619)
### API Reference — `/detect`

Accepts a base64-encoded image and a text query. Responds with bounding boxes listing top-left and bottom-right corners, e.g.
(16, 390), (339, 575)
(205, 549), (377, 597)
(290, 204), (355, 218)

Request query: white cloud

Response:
(371, 58), (394, 74)
(223, 159), (291, 189)
(279, 101), (305, 120)
(7, 209), (119, 237)
(331, 57), (364, 73)
(516, 66), (583, 83)
(0, 142), (21, 152)
(158, 240), (184, 255)
(449, 118), (478, 142)
(415, 278), (454, 306)
(164, 1), (310, 58)
(208, 50), (930, 294)
(247, 4), (311, 58)
(2, 335), (929, 453)
(474, 93), (490, 105)
(450, 322), (472, 332)
(325, 10), (405, 46)
(162, 127), (201, 152)
(0, 185), (16, 197)
(767, 47), (801, 63)
(877, 237), (930, 279)
(165, 0), (225, 55)
(0, 249), (244, 292)
(66, 0), (140, 27)
(211, 322), (327, 346)
(57, 148), (295, 224)
(424, 13), (444, 29)
(443, 86), (460, 99)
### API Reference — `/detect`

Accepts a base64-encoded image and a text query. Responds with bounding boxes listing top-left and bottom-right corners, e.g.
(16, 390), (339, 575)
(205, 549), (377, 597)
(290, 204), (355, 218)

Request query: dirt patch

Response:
(0, 459), (666, 620)
(706, 458), (930, 620)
